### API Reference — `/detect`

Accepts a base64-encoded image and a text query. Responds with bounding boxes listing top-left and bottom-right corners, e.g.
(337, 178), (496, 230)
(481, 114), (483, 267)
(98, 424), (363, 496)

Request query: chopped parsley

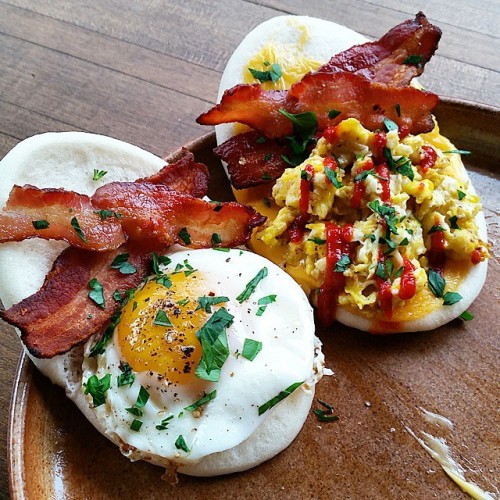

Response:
(256, 136), (266, 144)
(395, 103), (401, 117)
(427, 269), (445, 298)
(383, 148), (414, 180)
(460, 310), (474, 321)
(88, 278), (105, 308)
(279, 109), (318, 166)
(399, 237), (409, 246)
(261, 171), (272, 181)
(32, 219), (49, 230)
(443, 149), (471, 155)
(236, 267), (268, 303)
(428, 225), (446, 234)
(83, 373), (111, 407)
(334, 254), (351, 273)
(258, 381), (303, 416)
(264, 153), (272, 162)
(130, 419), (143, 432)
(178, 227), (191, 245)
(151, 252), (171, 275)
(92, 169), (107, 181)
(126, 386), (150, 418)
(443, 291), (463, 306)
(313, 399), (339, 422)
(154, 310), (172, 327)
(307, 237), (326, 245)
(449, 215), (460, 229)
(256, 294), (276, 316)
(403, 54), (422, 66)
(368, 200), (398, 235)
(263, 196), (271, 208)
(325, 167), (343, 188)
(184, 390), (217, 412)
(242, 338), (263, 360)
(248, 62), (282, 83)
(110, 253), (137, 275)
(71, 216), (87, 243)
(117, 361), (135, 387)
(89, 313), (120, 356)
(155, 415), (174, 431)
(211, 233), (222, 247)
(375, 259), (394, 281)
(328, 109), (341, 119)
(195, 307), (233, 382)
(383, 117), (398, 132)
(196, 295), (229, 313)
(175, 435), (190, 453)
(457, 190), (466, 201)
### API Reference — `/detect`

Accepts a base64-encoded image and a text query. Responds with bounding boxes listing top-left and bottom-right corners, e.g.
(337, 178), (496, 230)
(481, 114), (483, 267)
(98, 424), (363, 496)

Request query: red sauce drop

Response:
(324, 155), (338, 173)
(398, 258), (416, 300)
(351, 159), (374, 209)
(299, 163), (314, 213)
(373, 131), (387, 163)
(375, 252), (393, 319)
(288, 213), (309, 244)
(428, 229), (446, 275)
(471, 248), (482, 265)
(323, 126), (339, 144)
(398, 124), (410, 140)
(376, 163), (391, 203)
(420, 145), (437, 174)
(317, 223), (354, 326)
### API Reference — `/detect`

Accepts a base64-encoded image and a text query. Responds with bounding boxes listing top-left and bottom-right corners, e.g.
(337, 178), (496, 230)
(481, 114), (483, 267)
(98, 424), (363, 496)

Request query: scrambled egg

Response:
(255, 118), (489, 316)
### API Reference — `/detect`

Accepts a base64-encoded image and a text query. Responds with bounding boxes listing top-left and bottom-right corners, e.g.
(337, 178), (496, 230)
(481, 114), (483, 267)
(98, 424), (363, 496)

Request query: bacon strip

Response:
(0, 243), (152, 358)
(214, 131), (290, 188)
(92, 182), (265, 250)
(0, 185), (126, 250)
(319, 12), (441, 86)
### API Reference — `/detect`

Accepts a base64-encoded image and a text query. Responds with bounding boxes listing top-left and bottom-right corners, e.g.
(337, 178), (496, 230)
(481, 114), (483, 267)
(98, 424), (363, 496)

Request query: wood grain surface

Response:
(0, 1), (498, 497)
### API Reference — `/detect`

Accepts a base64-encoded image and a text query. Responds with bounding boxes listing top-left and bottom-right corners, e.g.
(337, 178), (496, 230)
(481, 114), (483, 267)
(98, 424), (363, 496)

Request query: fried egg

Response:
(80, 248), (322, 474)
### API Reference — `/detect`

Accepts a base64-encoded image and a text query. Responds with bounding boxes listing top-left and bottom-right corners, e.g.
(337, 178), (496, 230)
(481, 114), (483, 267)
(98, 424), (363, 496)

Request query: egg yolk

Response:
(116, 271), (209, 386)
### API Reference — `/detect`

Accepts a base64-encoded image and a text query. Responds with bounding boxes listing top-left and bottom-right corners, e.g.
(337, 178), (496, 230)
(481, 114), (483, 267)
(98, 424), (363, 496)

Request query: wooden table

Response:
(0, 1), (498, 497)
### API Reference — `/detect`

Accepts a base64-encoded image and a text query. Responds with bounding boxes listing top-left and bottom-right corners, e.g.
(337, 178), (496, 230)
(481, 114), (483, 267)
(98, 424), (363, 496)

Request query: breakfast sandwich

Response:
(197, 13), (490, 333)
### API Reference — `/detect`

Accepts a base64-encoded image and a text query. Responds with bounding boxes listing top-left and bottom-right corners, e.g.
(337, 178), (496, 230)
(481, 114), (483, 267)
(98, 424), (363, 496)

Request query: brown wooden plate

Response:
(8, 99), (500, 499)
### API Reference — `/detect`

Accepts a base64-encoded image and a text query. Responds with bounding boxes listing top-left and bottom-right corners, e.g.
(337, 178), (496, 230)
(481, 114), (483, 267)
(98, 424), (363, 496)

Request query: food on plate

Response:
(197, 13), (490, 333)
(0, 132), (324, 476)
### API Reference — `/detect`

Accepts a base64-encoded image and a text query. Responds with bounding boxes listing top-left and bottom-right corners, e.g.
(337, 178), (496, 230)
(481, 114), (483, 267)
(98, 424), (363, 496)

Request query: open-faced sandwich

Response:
(197, 13), (490, 333)
(0, 132), (325, 476)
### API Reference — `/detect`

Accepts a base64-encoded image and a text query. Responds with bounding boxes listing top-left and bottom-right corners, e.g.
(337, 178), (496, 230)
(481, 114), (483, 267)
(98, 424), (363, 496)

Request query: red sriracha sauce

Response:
(288, 213), (309, 244)
(376, 163), (391, 203)
(351, 158), (374, 209)
(428, 228), (446, 275)
(299, 163), (314, 213)
(324, 155), (338, 175)
(317, 222), (354, 326)
(398, 257), (416, 300)
(471, 248), (482, 265)
(323, 126), (339, 144)
(420, 146), (437, 174)
(373, 131), (387, 163)
(375, 252), (393, 319)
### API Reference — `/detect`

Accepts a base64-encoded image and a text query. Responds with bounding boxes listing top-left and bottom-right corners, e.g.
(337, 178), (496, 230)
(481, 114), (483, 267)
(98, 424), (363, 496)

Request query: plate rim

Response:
(7, 97), (500, 499)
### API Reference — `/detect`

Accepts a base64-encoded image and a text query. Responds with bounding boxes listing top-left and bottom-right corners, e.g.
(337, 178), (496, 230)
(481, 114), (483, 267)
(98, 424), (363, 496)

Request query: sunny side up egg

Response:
(81, 248), (324, 474)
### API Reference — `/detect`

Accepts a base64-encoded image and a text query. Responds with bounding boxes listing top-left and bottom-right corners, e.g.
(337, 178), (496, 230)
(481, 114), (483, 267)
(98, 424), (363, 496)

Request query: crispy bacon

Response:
(92, 182), (265, 250)
(214, 131), (290, 188)
(319, 12), (441, 86)
(0, 185), (126, 250)
(136, 148), (209, 197)
(0, 243), (152, 358)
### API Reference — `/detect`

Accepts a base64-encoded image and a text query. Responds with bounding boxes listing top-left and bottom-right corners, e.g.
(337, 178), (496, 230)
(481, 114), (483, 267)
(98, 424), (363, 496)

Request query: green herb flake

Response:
(154, 310), (173, 327)
(395, 103), (401, 117)
(211, 201), (223, 212)
(156, 275), (172, 288)
(262, 171), (272, 181)
(110, 253), (137, 275)
(196, 295), (229, 313)
(195, 307), (234, 382)
(325, 167), (343, 188)
(236, 267), (268, 303)
(427, 269), (445, 298)
(457, 190), (466, 201)
(178, 227), (191, 245)
(307, 237), (326, 245)
(368, 200), (398, 235)
(151, 253), (172, 275)
(155, 415), (174, 431)
(443, 149), (472, 155)
(256, 136), (266, 144)
(92, 169), (108, 181)
(71, 216), (87, 243)
(256, 294), (277, 316)
(211, 233), (222, 247)
(177, 298), (190, 306)
(428, 225), (446, 234)
(112, 289), (123, 302)
(32, 219), (49, 230)
(394, 266), (404, 279)
(334, 254), (351, 273)
(117, 361), (135, 387)
(383, 117), (399, 132)
(365, 234), (376, 242)
(460, 310), (474, 321)
(258, 381), (303, 416)
(263, 196), (271, 208)
(248, 63), (282, 83)
(443, 291), (463, 306)
(403, 54), (423, 66)
(184, 390), (217, 412)
(88, 278), (105, 308)
(399, 237), (409, 246)
(313, 399), (340, 423)
(94, 209), (114, 220)
(264, 153), (272, 162)
(83, 373), (111, 407)
(175, 435), (190, 453)
(328, 109), (341, 119)
(279, 109), (318, 166)
(89, 314), (119, 356)
(242, 338), (263, 360)
(449, 215), (460, 229)
(130, 419), (143, 432)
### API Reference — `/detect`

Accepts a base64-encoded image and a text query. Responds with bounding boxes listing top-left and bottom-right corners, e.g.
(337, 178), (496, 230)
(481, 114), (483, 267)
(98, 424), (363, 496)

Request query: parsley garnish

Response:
(71, 216), (87, 243)
(154, 310), (172, 327)
(110, 253), (137, 275)
(428, 225), (446, 234)
(195, 308), (234, 382)
(457, 190), (466, 201)
(256, 136), (266, 144)
(264, 153), (272, 162)
(258, 381), (303, 416)
(210, 201), (223, 212)
(394, 266), (404, 279)
(399, 237), (409, 246)
(178, 227), (191, 245)
(84, 373), (111, 407)
(155, 415), (174, 431)
(313, 399), (339, 422)
(449, 215), (460, 229)
(94, 209), (121, 220)
(211, 233), (222, 247)
(334, 255), (351, 273)
(395, 103), (401, 117)
(117, 361), (135, 387)
(263, 196), (271, 208)
(236, 267), (268, 303)
(261, 171), (272, 181)
(307, 237), (326, 245)
(32, 220), (49, 230)
(375, 259), (394, 281)
(130, 419), (143, 432)
(325, 167), (343, 188)
(184, 390), (217, 412)
(383, 117), (398, 132)
(443, 291), (463, 305)
(368, 200), (398, 235)
(248, 63), (282, 83)
(328, 109), (341, 119)
(196, 295), (229, 313)
(89, 313), (120, 356)
(279, 109), (318, 166)
(92, 169), (107, 181)
(175, 435), (190, 453)
(403, 54), (422, 66)
(383, 148), (414, 180)
(242, 338), (263, 360)
(88, 278), (105, 308)
(460, 310), (474, 321)
(126, 386), (150, 418)
(151, 252), (171, 275)
(256, 294), (276, 316)
(427, 269), (445, 298)
(443, 149), (471, 155)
